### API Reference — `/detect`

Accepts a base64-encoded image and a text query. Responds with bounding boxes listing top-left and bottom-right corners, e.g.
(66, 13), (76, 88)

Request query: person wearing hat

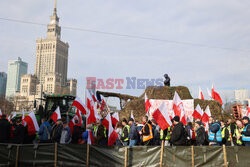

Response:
(170, 116), (186, 146)
(128, 118), (138, 146)
(208, 117), (222, 146)
(240, 116), (250, 146)
(194, 121), (206, 146)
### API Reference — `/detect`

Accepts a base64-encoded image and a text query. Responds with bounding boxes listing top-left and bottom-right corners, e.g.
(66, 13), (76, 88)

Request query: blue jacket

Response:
(129, 123), (138, 140)
(38, 121), (51, 141)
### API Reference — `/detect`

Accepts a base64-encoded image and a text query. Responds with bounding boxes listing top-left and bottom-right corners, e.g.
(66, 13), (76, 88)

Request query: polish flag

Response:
(68, 115), (79, 135)
(152, 102), (172, 130)
(106, 113), (118, 146)
(173, 91), (183, 117)
(50, 107), (61, 123)
(198, 87), (204, 100)
(172, 92), (186, 124)
(86, 90), (97, 124)
(102, 115), (109, 130)
(0, 109), (2, 119)
(202, 105), (211, 123)
(211, 84), (223, 106)
(145, 94), (151, 113)
(87, 130), (94, 145)
(130, 110), (135, 120)
(24, 111), (39, 135)
(92, 94), (97, 102)
(111, 112), (119, 127)
(7, 115), (11, 122)
(72, 96), (87, 115)
(22, 109), (27, 126)
(192, 104), (204, 120)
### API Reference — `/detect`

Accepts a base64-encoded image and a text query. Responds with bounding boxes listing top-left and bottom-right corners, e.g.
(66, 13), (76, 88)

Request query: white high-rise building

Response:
(234, 89), (248, 101)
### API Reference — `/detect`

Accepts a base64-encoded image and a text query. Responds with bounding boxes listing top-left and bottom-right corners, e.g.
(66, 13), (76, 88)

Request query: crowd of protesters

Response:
(0, 112), (250, 147)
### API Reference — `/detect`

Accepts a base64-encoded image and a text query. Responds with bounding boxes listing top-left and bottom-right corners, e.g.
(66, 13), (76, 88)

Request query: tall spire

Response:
(53, 0), (57, 15)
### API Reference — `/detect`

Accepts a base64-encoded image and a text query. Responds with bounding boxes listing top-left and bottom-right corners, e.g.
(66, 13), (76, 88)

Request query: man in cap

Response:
(170, 116), (186, 146)
(240, 116), (250, 146)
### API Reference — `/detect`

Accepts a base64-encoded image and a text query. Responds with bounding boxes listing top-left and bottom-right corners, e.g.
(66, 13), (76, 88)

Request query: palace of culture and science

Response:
(16, 1), (77, 110)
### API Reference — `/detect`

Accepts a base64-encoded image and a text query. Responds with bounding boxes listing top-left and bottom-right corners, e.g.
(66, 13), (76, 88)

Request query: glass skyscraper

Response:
(6, 57), (28, 98)
(0, 72), (7, 98)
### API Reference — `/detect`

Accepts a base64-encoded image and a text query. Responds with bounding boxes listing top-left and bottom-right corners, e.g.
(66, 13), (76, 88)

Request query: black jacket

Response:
(12, 124), (25, 144)
(52, 124), (63, 143)
(72, 125), (82, 144)
(195, 126), (206, 146)
(0, 119), (11, 143)
(170, 122), (186, 146)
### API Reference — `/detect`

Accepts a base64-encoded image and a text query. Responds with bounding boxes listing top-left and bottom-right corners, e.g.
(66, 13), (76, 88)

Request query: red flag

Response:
(24, 111), (39, 135)
(92, 94), (97, 102)
(50, 107), (61, 123)
(87, 130), (94, 145)
(0, 109), (2, 119)
(102, 116), (109, 129)
(202, 105), (211, 123)
(106, 113), (118, 146)
(192, 104), (203, 120)
(198, 87), (204, 100)
(72, 96), (87, 115)
(211, 84), (223, 106)
(152, 102), (172, 130)
(111, 112), (119, 127)
(145, 94), (151, 113)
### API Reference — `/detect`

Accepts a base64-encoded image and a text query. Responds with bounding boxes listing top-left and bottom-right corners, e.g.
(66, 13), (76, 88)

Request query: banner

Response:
(149, 99), (194, 122)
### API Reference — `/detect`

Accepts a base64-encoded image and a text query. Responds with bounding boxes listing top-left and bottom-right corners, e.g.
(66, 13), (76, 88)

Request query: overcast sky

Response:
(1, 0), (250, 105)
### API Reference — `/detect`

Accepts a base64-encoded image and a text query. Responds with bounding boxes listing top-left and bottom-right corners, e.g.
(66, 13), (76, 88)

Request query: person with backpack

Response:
(38, 118), (52, 143)
(170, 116), (186, 146)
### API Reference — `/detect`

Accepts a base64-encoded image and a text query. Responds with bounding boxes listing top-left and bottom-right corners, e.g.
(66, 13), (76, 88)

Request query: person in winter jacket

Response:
(170, 116), (186, 146)
(128, 118), (139, 146)
(38, 118), (51, 143)
(194, 121), (206, 146)
(0, 115), (11, 143)
(12, 118), (25, 144)
(240, 116), (250, 146)
(51, 119), (63, 143)
(208, 117), (222, 146)
(72, 120), (83, 144)
(60, 119), (71, 144)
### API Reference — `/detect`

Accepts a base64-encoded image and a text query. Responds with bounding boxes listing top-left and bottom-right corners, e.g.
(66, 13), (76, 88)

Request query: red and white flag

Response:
(207, 88), (212, 99)
(87, 130), (94, 145)
(202, 105), (211, 123)
(192, 104), (204, 120)
(172, 92), (186, 124)
(198, 87), (204, 100)
(22, 109), (27, 126)
(24, 111), (39, 135)
(50, 107), (61, 123)
(211, 84), (223, 106)
(145, 94), (151, 113)
(106, 113), (118, 146)
(86, 90), (97, 124)
(0, 109), (2, 119)
(111, 112), (119, 127)
(152, 102), (172, 130)
(72, 96), (87, 115)
(173, 91), (183, 117)
(92, 94), (97, 103)
(102, 115), (109, 130)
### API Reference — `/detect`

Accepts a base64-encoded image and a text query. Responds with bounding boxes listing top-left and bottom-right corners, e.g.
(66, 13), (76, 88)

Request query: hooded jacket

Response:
(170, 122), (186, 146)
